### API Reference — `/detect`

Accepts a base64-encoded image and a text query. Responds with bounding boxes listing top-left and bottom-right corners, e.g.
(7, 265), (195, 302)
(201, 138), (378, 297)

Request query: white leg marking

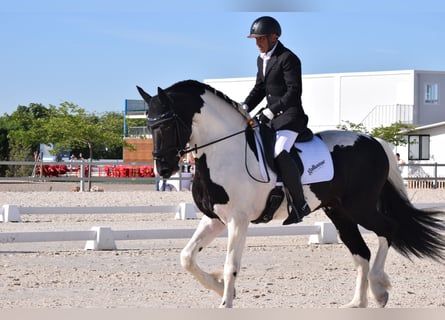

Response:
(342, 254), (369, 308)
(180, 216), (226, 296)
(368, 237), (391, 307)
(219, 217), (249, 308)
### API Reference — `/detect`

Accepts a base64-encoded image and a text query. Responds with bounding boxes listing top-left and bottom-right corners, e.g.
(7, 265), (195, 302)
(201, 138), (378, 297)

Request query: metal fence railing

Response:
(398, 163), (445, 189)
(0, 161), (194, 192)
(2, 161), (445, 190)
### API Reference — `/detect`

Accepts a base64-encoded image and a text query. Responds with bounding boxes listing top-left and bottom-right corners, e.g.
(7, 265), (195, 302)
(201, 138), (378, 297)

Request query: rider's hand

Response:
(257, 108), (274, 124)
(257, 113), (270, 124)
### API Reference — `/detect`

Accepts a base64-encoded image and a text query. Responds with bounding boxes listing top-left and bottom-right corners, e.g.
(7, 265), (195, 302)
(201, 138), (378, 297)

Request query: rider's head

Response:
(247, 16), (281, 53)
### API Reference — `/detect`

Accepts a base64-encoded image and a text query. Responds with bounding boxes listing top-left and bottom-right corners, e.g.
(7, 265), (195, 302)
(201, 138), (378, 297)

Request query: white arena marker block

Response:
(308, 221), (338, 244)
(175, 202), (197, 220)
(84, 226), (116, 250)
(1, 205), (21, 222)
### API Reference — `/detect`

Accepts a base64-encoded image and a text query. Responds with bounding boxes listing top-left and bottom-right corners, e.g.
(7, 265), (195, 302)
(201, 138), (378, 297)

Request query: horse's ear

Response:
(136, 86), (152, 103)
(157, 87), (170, 106)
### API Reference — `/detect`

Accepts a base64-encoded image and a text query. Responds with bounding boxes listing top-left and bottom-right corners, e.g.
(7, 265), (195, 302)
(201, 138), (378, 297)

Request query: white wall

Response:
(339, 71), (415, 124)
(301, 74), (338, 131)
(205, 70), (445, 166)
(205, 70), (445, 132)
(302, 70), (416, 131)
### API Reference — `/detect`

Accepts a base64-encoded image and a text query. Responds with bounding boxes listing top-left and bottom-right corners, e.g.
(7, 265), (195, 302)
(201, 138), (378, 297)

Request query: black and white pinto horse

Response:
(137, 80), (444, 308)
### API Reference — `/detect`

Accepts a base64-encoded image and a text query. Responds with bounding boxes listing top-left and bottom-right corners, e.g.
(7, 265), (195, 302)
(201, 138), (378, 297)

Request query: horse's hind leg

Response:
(351, 203), (395, 307)
(325, 208), (371, 308)
(180, 215), (227, 296)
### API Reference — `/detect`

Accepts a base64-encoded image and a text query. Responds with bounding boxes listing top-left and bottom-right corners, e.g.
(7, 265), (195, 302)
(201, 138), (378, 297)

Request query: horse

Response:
(136, 80), (445, 308)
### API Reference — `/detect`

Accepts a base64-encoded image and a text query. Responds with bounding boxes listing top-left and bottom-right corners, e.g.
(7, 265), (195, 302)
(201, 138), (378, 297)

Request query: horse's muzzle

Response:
(155, 159), (179, 179)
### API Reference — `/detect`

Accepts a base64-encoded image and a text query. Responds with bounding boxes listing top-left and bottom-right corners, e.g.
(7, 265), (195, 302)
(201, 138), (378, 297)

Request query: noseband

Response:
(147, 110), (190, 161)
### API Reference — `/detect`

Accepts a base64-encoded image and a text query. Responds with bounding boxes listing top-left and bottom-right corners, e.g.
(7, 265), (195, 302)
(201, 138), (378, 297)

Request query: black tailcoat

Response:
(244, 41), (309, 133)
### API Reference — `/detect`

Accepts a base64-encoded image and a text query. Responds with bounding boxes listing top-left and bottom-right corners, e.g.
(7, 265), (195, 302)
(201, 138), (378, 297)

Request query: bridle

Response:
(147, 109), (190, 161)
(148, 108), (252, 158)
(148, 99), (270, 183)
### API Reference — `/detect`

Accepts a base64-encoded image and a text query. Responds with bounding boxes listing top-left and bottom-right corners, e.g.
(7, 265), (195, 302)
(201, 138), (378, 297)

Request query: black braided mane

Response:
(167, 80), (241, 114)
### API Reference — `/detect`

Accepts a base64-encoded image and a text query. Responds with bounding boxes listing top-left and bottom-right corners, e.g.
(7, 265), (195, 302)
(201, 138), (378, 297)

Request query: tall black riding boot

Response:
(275, 151), (310, 225)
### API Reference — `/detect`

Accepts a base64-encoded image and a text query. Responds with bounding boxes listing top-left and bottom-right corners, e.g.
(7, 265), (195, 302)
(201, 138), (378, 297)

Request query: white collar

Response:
(260, 42), (278, 60)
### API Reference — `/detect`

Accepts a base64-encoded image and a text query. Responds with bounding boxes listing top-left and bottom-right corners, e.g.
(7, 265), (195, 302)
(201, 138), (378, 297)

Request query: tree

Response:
(0, 127), (9, 176)
(336, 120), (369, 134)
(95, 111), (126, 159)
(0, 102), (130, 178)
(6, 103), (49, 154)
(370, 122), (415, 147)
(38, 102), (128, 190)
(1, 103), (50, 176)
(337, 121), (415, 147)
(38, 102), (126, 160)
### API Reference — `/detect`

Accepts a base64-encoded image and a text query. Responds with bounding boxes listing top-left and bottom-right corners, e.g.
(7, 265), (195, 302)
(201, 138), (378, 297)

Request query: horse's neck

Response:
(189, 92), (245, 150)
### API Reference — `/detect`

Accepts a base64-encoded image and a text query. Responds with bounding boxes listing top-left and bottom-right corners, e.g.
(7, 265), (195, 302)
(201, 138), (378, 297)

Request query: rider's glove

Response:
(257, 108), (274, 124)
(258, 113), (270, 124)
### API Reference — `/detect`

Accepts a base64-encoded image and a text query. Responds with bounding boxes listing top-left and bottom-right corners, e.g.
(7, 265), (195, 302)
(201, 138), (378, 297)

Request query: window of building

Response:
(408, 135), (430, 160)
(425, 83), (439, 104)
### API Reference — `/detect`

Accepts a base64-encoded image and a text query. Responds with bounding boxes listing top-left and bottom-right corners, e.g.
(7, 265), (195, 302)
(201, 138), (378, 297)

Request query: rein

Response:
(178, 125), (255, 157)
(178, 97), (257, 157)
(178, 121), (271, 184)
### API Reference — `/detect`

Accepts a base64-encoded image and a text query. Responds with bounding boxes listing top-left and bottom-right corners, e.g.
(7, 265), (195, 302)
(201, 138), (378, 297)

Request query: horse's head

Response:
(137, 80), (247, 178)
(136, 84), (197, 178)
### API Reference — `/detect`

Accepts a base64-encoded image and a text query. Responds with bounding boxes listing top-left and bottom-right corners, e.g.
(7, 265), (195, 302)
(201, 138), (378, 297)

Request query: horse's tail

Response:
(376, 138), (409, 201)
(377, 139), (445, 262)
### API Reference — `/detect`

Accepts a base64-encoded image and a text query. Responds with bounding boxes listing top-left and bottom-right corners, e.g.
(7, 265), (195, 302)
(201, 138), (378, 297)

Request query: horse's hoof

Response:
(219, 301), (232, 308)
(340, 300), (368, 308)
(375, 292), (389, 308)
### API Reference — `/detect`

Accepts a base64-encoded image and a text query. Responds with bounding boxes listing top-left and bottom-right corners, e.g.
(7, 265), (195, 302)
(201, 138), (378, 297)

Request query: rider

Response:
(242, 16), (311, 225)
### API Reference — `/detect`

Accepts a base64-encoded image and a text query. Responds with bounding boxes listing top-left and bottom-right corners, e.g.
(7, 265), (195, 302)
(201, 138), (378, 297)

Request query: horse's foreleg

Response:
(180, 215), (227, 296)
(220, 217), (249, 308)
(368, 236), (391, 307)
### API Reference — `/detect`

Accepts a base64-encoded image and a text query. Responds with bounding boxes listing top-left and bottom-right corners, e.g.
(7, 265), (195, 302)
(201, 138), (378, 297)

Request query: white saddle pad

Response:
(295, 136), (334, 184)
(252, 127), (333, 184)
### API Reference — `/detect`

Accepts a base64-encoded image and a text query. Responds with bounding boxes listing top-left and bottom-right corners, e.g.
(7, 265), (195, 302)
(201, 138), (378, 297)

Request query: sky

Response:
(2, 0), (445, 115)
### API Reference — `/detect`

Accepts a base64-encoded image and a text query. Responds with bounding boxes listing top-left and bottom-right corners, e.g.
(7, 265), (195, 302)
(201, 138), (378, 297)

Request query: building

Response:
(123, 99), (153, 162)
(205, 69), (445, 164)
(397, 121), (445, 178)
(123, 70), (445, 166)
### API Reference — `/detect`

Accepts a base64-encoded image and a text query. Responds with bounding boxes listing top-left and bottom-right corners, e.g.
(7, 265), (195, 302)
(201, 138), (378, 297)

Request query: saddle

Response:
(245, 123), (334, 224)
(245, 123), (314, 179)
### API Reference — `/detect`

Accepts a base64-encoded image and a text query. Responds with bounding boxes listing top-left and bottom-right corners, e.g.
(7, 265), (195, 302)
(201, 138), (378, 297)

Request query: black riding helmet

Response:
(247, 16), (281, 38)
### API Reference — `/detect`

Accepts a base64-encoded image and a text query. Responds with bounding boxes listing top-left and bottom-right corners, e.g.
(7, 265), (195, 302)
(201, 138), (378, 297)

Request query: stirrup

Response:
(282, 188), (310, 225)
(251, 186), (284, 224)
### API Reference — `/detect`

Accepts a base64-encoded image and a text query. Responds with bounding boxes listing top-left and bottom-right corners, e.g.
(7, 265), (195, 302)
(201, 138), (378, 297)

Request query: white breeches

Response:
(274, 130), (298, 157)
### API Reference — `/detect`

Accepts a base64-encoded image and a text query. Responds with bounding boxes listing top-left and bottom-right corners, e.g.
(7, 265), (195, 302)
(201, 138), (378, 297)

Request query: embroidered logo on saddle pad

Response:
(295, 136), (333, 184)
